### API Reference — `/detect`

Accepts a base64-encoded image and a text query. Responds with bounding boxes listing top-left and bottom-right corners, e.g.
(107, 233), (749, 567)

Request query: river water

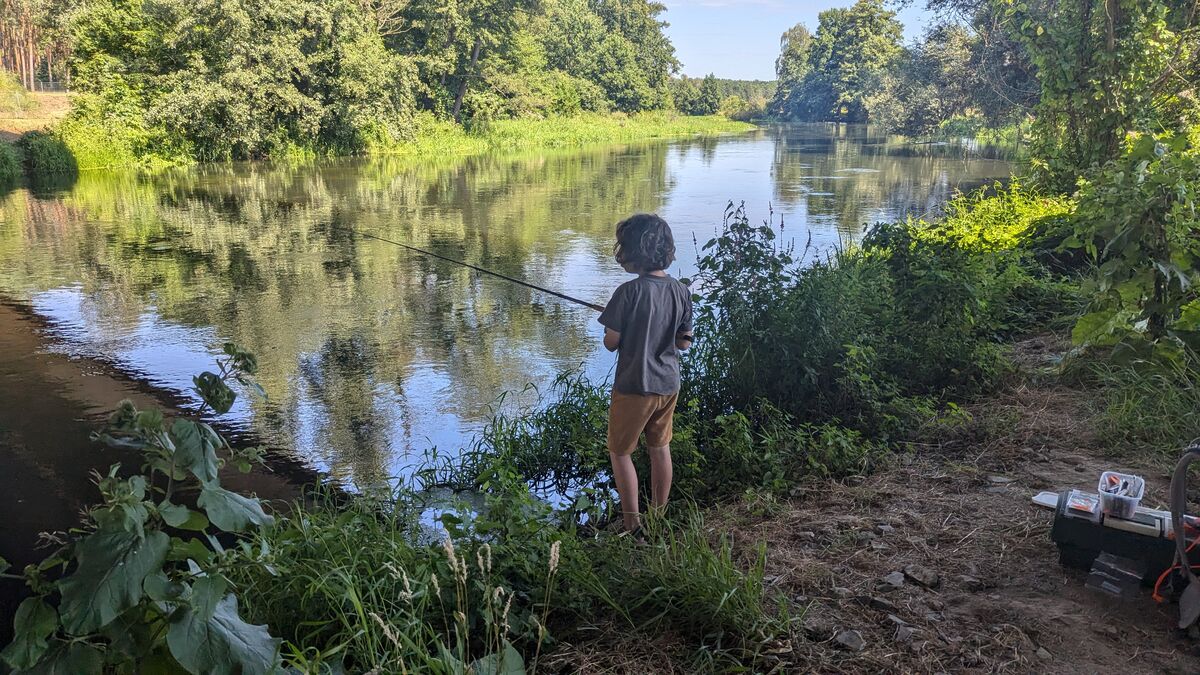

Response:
(0, 124), (1013, 496)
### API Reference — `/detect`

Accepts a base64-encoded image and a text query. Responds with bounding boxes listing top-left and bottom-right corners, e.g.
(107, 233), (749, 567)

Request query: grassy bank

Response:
(387, 112), (754, 157)
(4, 109), (753, 179)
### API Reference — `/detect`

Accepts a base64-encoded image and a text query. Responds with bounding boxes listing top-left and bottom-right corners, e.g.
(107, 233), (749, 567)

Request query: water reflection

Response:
(0, 125), (1013, 486)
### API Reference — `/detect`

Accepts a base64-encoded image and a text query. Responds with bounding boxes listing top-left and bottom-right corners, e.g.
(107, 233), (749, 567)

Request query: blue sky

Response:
(663, 1), (933, 81)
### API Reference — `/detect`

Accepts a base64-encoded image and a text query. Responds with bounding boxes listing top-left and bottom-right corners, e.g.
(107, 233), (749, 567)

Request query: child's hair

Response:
(613, 213), (676, 272)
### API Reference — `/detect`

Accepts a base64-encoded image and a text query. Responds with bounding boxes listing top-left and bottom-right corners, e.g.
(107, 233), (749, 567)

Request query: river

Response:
(0, 124), (1012, 573)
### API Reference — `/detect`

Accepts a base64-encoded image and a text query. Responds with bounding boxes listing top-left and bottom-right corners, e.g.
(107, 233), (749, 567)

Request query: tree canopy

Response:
(4, 0), (688, 161)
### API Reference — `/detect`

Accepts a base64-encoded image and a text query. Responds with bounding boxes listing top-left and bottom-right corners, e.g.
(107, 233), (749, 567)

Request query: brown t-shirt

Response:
(598, 274), (693, 395)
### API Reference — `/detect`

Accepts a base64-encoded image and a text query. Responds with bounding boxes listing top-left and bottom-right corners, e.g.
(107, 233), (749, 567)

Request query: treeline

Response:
(671, 75), (774, 119)
(772, 0), (1199, 142)
(1, 0), (709, 163)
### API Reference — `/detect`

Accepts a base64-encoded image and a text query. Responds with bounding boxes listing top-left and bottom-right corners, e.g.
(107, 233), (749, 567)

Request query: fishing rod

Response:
(342, 226), (607, 313)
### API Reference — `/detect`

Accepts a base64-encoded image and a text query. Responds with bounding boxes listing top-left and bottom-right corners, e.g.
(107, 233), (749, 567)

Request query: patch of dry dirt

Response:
(557, 336), (1200, 673)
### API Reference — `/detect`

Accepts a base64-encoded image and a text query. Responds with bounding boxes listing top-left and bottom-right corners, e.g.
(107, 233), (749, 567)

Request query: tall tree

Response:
(771, 23), (813, 117)
(773, 0), (904, 123)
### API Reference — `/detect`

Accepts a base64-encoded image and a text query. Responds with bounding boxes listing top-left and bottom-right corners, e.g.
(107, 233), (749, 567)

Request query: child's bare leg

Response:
(648, 444), (672, 511)
(609, 452), (641, 531)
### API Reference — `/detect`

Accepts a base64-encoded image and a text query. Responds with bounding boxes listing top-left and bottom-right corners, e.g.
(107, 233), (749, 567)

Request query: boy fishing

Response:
(598, 214), (694, 536)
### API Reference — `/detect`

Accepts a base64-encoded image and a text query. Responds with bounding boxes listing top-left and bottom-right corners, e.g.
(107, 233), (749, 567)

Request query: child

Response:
(598, 214), (694, 534)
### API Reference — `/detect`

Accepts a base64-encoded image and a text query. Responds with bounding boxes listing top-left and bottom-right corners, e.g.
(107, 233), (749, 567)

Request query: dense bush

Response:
(685, 194), (1070, 440)
(0, 141), (19, 185)
(1064, 130), (1200, 360)
(16, 130), (77, 176)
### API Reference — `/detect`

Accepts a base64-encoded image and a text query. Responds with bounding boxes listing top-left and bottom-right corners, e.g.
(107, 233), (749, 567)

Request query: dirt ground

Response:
(560, 336), (1200, 673)
(0, 91), (71, 141)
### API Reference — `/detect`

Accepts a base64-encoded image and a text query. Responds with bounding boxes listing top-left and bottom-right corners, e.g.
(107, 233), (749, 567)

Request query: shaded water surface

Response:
(0, 125), (1013, 494)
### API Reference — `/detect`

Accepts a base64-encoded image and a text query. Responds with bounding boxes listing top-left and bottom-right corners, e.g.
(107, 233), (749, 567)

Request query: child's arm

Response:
(604, 328), (621, 352)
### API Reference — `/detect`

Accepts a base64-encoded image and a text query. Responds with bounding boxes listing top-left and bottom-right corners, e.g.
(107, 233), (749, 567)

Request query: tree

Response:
(773, 0), (904, 123)
(1007, 0), (1200, 189)
(771, 23), (812, 117)
(868, 23), (981, 135)
(696, 73), (721, 115)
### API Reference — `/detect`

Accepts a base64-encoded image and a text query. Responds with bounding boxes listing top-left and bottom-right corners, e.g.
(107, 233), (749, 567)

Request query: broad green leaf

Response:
(193, 372), (236, 414)
(469, 641), (526, 675)
(0, 598), (57, 670)
(191, 575), (229, 621)
(24, 642), (103, 675)
(167, 594), (281, 675)
(58, 530), (169, 635)
(144, 571), (188, 602)
(167, 537), (214, 564)
(159, 501), (209, 531)
(170, 420), (220, 485)
(198, 485), (273, 532)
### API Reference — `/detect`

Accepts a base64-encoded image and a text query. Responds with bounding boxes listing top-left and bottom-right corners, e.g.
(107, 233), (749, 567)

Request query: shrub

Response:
(1, 345), (279, 673)
(16, 130), (77, 176)
(1064, 130), (1200, 359)
(0, 142), (19, 186)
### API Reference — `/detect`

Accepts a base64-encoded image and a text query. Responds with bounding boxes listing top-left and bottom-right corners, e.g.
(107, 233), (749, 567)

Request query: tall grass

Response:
(383, 111), (753, 158)
(1091, 359), (1200, 456)
(0, 69), (32, 115)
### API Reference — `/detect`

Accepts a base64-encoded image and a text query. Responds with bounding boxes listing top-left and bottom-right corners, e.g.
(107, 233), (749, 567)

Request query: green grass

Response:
(1091, 359), (1200, 457)
(0, 69), (32, 116)
(382, 111), (754, 158)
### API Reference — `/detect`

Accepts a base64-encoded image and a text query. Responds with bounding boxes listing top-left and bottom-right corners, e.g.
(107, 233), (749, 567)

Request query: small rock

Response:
(903, 564), (941, 589)
(984, 486), (1009, 494)
(855, 595), (897, 612)
(1036, 647), (1052, 661)
(1095, 625), (1118, 638)
(987, 475), (1014, 484)
(797, 531), (817, 542)
(886, 613), (908, 626)
(896, 625), (918, 643)
(801, 616), (836, 640)
(955, 574), (985, 591)
(875, 523), (895, 535)
(857, 530), (878, 543)
(831, 586), (852, 599)
(881, 571), (906, 589)
(870, 540), (891, 551)
(924, 611), (944, 623)
(835, 629), (866, 652)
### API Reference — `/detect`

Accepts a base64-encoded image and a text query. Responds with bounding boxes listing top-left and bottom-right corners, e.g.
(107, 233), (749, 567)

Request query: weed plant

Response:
(1091, 359), (1200, 457)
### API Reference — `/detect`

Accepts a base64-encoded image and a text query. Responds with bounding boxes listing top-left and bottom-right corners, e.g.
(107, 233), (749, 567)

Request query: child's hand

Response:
(604, 328), (621, 352)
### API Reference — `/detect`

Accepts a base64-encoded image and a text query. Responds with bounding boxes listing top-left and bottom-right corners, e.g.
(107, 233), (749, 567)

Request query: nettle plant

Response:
(1, 344), (281, 674)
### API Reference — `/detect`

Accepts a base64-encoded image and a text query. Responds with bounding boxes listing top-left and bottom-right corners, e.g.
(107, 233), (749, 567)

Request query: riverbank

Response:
(550, 336), (1197, 672)
(0, 110), (754, 180)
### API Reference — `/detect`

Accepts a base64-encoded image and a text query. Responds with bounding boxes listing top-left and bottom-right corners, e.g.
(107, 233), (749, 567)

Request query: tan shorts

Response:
(607, 390), (678, 456)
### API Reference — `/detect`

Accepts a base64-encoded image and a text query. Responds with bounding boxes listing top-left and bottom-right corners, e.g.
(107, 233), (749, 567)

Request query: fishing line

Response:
(341, 226), (607, 313)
